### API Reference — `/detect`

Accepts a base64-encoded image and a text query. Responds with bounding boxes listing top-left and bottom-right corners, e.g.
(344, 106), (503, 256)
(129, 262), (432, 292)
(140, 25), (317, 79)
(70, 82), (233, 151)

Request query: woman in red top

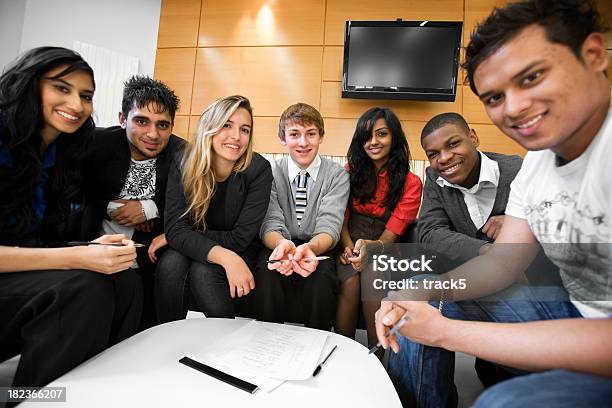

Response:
(336, 107), (422, 356)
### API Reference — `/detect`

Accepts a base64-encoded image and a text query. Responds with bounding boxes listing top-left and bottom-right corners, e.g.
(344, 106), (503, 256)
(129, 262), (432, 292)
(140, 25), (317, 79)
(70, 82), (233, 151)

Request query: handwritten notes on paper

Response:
(195, 321), (328, 382)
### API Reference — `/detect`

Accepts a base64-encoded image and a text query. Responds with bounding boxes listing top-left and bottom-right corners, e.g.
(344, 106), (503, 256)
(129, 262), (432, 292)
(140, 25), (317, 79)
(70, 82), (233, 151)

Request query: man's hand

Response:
(267, 239), (296, 276)
(291, 243), (319, 277)
(482, 215), (506, 240)
(148, 233), (168, 263)
(110, 199), (146, 227)
(375, 295), (448, 353)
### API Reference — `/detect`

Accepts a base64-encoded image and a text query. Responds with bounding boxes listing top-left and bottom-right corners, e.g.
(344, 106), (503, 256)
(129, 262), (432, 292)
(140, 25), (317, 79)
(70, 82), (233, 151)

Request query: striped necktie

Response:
(295, 171), (308, 227)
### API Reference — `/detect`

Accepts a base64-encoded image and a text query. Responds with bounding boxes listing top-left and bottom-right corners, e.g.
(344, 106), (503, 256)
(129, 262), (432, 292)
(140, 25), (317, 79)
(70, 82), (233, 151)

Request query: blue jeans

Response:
(387, 285), (582, 407)
(474, 369), (612, 408)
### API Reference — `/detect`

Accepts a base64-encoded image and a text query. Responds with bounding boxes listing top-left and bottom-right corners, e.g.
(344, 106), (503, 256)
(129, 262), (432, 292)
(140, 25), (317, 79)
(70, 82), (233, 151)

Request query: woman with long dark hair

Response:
(0, 47), (142, 389)
(336, 107), (422, 356)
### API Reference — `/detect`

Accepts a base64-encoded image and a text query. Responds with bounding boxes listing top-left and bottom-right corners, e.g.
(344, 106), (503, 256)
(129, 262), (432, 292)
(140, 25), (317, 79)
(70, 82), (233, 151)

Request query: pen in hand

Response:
(313, 345), (338, 376)
(267, 256), (330, 264)
(67, 241), (145, 248)
(368, 315), (410, 355)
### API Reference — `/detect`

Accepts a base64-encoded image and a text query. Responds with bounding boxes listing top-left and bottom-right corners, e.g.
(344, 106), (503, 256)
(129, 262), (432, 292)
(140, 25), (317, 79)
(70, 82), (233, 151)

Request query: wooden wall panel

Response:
(461, 85), (490, 124)
(198, 0), (325, 46)
(253, 116), (285, 154)
(463, 0), (508, 45)
(322, 46), (343, 82)
(596, 0), (612, 49)
(188, 115), (200, 141)
(472, 124), (525, 156)
(191, 47), (323, 117)
(319, 118), (356, 156)
(157, 0), (201, 48)
(156, 0), (538, 161)
(325, 0), (463, 45)
(608, 51), (612, 80)
(320, 82), (463, 121)
(154, 48), (197, 116)
(172, 115), (191, 139)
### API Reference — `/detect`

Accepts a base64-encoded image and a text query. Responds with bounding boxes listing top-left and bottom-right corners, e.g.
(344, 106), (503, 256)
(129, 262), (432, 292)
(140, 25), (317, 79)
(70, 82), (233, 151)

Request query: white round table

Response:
(22, 318), (401, 407)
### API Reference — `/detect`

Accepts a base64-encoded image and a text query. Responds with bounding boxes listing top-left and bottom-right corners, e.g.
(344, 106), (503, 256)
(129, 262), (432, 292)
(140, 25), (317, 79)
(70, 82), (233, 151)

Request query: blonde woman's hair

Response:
(181, 95), (254, 230)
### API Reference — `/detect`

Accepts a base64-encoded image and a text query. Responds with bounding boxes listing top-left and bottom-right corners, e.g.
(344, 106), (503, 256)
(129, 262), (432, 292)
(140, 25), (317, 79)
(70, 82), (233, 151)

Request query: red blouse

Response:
(347, 168), (423, 236)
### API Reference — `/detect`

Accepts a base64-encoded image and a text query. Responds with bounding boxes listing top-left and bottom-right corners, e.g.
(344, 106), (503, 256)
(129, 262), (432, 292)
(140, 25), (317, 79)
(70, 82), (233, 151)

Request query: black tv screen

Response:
(342, 21), (463, 102)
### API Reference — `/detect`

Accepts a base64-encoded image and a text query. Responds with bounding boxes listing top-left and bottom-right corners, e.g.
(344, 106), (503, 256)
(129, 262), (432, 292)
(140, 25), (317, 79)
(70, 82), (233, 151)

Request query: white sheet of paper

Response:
(195, 321), (328, 381)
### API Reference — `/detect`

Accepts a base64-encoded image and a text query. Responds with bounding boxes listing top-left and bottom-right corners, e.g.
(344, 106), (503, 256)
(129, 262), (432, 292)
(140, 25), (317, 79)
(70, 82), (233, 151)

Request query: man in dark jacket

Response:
(418, 112), (523, 391)
(81, 76), (185, 329)
(418, 112), (522, 262)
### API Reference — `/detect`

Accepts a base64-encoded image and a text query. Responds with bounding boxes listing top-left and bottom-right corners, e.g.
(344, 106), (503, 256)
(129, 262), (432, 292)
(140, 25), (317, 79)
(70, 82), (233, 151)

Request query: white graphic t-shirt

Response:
(506, 107), (612, 318)
(102, 158), (158, 238)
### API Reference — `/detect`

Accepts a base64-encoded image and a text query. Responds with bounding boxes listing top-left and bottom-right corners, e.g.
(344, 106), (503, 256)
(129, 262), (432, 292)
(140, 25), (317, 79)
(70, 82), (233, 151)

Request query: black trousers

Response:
(0, 269), (142, 387)
(155, 248), (236, 321)
(250, 247), (338, 331)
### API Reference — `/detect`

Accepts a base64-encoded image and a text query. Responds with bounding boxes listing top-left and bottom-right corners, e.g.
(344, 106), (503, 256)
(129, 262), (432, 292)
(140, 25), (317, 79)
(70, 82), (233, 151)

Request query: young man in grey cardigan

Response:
(251, 103), (349, 330)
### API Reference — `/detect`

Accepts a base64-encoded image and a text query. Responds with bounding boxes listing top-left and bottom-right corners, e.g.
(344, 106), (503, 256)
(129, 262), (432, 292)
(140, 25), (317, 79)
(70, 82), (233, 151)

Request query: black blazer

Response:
(80, 126), (185, 242)
(165, 152), (273, 266)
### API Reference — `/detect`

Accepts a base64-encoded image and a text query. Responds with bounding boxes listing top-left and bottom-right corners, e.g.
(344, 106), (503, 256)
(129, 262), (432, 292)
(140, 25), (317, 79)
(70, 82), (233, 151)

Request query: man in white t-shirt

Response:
(376, 1), (612, 406)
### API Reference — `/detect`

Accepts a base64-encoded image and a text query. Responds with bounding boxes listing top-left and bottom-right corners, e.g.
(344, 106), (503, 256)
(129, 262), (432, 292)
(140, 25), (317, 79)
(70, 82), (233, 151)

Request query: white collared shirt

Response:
(287, 154), (321, 195)
(436, 151), (500, 229)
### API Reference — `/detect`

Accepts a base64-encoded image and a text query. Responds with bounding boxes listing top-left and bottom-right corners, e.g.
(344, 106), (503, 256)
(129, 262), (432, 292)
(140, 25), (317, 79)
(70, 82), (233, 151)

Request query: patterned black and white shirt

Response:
(102, 158), (159, 239)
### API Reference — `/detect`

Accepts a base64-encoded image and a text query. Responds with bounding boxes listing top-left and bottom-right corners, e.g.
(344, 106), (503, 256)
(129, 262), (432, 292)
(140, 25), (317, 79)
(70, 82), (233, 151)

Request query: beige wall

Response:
(155, 0), (612, 161)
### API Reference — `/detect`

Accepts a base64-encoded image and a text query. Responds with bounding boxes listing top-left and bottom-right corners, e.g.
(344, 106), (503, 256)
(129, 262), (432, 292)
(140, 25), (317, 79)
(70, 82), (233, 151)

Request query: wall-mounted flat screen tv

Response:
(342, 20), (463, 102)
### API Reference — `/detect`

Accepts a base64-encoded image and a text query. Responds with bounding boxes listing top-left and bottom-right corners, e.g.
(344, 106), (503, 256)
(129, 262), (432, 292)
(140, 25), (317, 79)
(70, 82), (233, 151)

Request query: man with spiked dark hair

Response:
(81, 76), (185, 329)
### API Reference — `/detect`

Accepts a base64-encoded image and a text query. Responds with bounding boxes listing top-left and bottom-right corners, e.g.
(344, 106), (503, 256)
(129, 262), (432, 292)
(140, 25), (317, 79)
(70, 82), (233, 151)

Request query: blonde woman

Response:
(155, 95), (272, 321)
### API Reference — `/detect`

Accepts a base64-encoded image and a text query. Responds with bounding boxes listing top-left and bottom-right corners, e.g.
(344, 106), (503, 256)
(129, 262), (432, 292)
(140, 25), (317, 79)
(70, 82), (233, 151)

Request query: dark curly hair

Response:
(347, 107), (410, 210)
(421, 112), (470, 140)
(0, 46), (95, 244)
(121, 75), (180, 121)
(463, 0), (609, 95)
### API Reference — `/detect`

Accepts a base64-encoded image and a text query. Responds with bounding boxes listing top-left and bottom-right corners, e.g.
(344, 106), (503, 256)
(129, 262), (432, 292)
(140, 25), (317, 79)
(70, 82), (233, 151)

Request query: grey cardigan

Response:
(260, 156), (349, 246)
(418, 152), (522, 262)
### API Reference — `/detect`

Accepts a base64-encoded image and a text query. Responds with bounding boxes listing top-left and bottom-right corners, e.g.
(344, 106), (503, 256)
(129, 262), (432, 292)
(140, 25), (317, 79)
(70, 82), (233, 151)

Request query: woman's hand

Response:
(148, 233), (168, 263)
(222, 251), (255, 298)
(75, 234), (136, 274)
(347, 239), (378, 272)
(340, 244), (356, 265)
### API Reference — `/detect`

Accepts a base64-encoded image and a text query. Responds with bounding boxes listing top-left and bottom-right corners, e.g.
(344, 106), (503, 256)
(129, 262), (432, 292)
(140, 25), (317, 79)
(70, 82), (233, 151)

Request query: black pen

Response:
(67, 241), (145, 248)
(313, 345), (338, 376)
(368, 315), (410, 355)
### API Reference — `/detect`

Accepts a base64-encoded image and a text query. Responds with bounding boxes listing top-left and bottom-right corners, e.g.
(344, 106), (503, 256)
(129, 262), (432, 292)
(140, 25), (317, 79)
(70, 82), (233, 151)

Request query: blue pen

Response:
(368, 315), (409, 355)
